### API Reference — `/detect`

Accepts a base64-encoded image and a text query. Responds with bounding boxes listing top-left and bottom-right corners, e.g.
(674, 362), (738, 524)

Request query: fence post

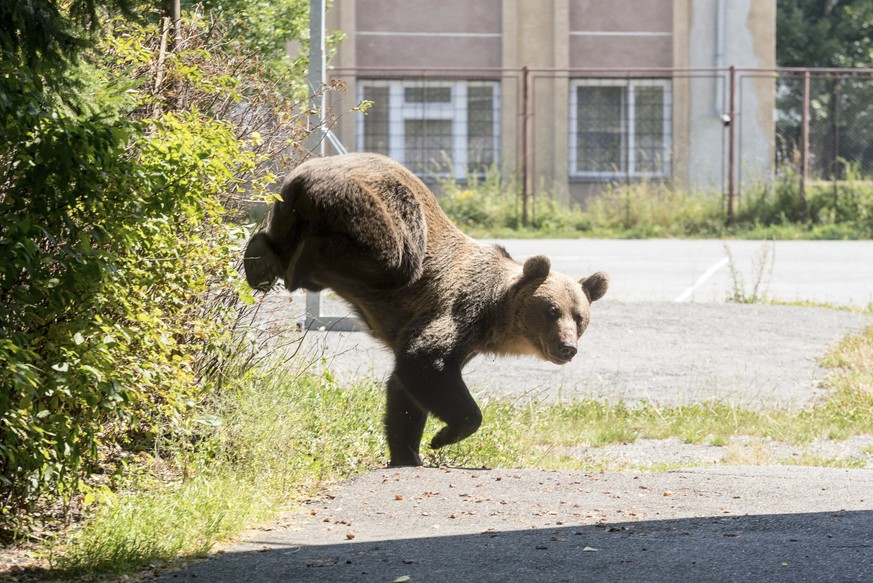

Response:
(726, 66), (737, 225)
(800, 69), (810, 202)
(833, 74), (842, 195)
(521, 66), (532, 227)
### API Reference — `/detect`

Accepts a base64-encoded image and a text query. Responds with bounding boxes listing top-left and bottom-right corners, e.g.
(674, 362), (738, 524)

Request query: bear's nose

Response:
(559, 342), (577, 360)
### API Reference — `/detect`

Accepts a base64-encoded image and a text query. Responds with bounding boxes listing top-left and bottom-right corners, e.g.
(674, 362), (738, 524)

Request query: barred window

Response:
(569, 79), (672, 180)
(358, 80), (500, 180)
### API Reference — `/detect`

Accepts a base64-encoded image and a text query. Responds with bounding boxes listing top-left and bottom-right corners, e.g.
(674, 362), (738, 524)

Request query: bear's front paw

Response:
(388, 452), (423, 467)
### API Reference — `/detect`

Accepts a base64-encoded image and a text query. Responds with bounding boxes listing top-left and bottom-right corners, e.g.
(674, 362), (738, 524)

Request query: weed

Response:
(56, 362), (387, 574)
(722, 440), (775, 466)
(724, 240), (776, 303)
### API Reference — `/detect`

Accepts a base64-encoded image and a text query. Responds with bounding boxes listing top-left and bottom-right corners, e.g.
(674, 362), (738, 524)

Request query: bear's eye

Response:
(575, 314), (586, 328)
(547, 305), (561, 318)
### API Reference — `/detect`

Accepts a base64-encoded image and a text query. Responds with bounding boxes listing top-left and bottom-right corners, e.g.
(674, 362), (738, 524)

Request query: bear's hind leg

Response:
(385, 373), (427, 467)
(285, 237), (324, 291)
(289, 232), (418, 292)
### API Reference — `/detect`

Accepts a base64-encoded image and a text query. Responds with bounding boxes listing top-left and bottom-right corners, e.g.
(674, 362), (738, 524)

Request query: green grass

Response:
(779, 454), (867, 469)
(55, 366), (387, 575)
(48, 321), (873, 576)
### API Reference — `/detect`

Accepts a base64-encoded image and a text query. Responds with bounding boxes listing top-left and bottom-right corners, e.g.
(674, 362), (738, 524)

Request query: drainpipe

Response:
(715, 0), (729, 123)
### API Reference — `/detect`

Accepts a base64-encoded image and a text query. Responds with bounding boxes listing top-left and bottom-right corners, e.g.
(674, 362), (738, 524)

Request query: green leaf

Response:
(193, 414), (223, 427)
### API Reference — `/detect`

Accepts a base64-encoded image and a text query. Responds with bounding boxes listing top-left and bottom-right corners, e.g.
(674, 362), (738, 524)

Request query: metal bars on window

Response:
(358, 80), (501, 180)
(568, 79), (673, 180)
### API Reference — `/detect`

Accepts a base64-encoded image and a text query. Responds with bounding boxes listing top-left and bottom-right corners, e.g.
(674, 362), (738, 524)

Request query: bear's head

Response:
(515, 255), (608, 365)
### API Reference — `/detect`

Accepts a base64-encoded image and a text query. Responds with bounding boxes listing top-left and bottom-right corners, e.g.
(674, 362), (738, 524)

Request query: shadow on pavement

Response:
(150, 510), (873, 583)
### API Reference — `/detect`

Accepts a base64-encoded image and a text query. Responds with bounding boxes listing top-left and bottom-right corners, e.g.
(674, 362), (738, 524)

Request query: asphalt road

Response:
(485, 238), (873, 306)
(156, 239), (873, 583)
(157, 466), (873, 583)
(252, 238), (873, 406)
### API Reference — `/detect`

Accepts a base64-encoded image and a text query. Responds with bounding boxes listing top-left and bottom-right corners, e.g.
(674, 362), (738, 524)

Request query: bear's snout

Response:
(558, 341), (577, 361)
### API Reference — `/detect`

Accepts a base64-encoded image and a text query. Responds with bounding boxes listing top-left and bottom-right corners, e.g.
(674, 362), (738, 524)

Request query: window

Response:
(358, 80), (500, 180)
(569, 79), (672, 180)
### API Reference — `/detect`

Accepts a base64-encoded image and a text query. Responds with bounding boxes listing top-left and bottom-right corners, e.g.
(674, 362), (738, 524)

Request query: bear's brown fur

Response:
(244, 153), (608, 466)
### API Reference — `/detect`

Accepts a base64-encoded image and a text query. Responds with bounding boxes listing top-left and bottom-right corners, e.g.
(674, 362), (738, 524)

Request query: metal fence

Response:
(770, 68), (873, 186)
(326, 66), (873, 221)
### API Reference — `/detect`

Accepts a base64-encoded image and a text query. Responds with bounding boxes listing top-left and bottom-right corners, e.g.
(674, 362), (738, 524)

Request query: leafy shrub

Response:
(0, 5), (312, 528)
(437, 166), (523, 231)
(0, 81), (244, 515)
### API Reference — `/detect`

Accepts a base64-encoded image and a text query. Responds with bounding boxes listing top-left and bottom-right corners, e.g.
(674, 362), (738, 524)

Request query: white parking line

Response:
(674, 257), (730, 302)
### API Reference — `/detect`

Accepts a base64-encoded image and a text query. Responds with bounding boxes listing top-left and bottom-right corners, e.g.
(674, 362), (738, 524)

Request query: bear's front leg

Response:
(394, 355), (483, 454)
(384, 372), (427, 466)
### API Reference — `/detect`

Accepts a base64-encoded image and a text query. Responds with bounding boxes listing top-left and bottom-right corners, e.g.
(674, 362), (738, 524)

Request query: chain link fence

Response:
(771, 69), (873, 185)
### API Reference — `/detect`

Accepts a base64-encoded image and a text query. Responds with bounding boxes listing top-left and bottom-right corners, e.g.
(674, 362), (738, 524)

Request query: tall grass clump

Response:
(582, 181), (725, 237)
(736, 163), (873, 239)
(437, 166), (591, 237)
(437, 166), (524, 233)
(58, 352), (387, 575)
(435, 163), (873, 239)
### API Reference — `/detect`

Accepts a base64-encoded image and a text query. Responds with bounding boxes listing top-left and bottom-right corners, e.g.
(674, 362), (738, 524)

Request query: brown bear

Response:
(244, 153), (608, 466)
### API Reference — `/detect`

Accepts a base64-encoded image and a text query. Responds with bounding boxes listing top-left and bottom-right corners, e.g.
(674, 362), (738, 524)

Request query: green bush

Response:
(0, 4), (310, 527)
(0, 80), (245, 513)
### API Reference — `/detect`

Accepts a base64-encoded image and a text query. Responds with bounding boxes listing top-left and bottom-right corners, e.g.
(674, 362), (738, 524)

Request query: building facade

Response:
(324, 0), (776, 201)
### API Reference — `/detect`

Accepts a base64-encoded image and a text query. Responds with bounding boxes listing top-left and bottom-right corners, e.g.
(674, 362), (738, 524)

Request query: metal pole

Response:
(833, 75), (842, 195)
(305, 0), (328, 330)
(307, 0), (326, 156)
(726, 66), (737, 225)
(521, 66), (532, 227)
(172, 0), (181, 52)
(800, 69), (810, 201)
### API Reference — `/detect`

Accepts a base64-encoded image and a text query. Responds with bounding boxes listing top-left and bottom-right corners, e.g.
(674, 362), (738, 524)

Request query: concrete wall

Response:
(570, 0), (673, 68)
(355, 0), (502, 68)
(683, 0), (776, 191)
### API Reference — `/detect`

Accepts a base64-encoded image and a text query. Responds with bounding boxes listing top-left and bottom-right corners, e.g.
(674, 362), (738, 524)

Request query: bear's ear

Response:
(579, 271), (609, 302)
(522, 255), (551, 281)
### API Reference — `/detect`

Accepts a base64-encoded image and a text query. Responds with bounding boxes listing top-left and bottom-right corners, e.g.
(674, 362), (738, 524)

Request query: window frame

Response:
(357, 79), (501, 180)
(568, 78), (672, 181)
